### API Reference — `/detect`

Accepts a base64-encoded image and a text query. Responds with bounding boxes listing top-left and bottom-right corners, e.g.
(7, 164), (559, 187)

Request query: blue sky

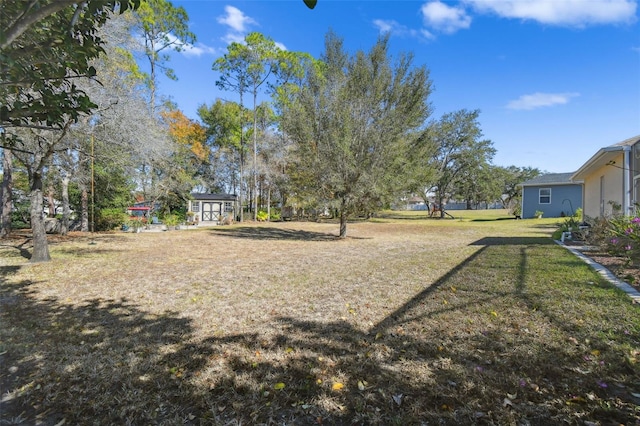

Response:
(154, 0), (640, 173)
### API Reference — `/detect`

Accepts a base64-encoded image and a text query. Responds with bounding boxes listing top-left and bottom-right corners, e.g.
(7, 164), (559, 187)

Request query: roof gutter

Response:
(571, 145), (624, 181)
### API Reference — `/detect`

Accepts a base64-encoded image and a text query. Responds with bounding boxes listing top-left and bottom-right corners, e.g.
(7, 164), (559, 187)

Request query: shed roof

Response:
(520, 172), (581, 187)
(190, 193), (237, 201)
(572, 135), (640, 180)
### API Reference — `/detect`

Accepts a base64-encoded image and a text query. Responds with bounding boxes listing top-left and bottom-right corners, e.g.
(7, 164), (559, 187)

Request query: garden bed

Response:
(581, 250), (640, 291)
(563, 239), (640, 292)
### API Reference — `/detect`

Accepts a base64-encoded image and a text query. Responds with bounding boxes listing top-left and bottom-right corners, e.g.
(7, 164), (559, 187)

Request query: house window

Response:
(224, 202), (233, 212)
(539, 188), (551, 204)
(191, 201), (200, 212)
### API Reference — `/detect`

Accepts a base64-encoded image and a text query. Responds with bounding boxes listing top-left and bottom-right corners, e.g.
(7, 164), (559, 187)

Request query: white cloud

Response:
(221, 32), (246, 45)
(466, 0), (637, 27)
(421, 1), (472, 34)
(373, 19), (395, 33)
(217, 5), (256, 32)
(217, 5), (258, 45)
(373, 19), (436, 40)
(181, 42), (219, 57)
(158, 33), (218, 57)
(506, 92), (580, 110)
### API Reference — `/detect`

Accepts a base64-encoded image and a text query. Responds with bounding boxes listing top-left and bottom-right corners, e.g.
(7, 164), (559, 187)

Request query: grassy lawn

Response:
(1, 210), (639, 425)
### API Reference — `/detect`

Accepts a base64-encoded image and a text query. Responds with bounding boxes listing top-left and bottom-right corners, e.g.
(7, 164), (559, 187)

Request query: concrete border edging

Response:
(555, 240), (640, 304)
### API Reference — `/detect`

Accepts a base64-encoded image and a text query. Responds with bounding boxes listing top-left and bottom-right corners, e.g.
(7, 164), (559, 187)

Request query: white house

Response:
(571, 135), (640, 219)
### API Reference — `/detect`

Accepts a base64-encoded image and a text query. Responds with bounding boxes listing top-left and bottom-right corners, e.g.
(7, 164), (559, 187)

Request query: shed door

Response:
(202, 202), (221, 222)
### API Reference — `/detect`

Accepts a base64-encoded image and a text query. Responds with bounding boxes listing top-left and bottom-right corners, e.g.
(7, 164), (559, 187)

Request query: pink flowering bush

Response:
(605, 215), (640, 266)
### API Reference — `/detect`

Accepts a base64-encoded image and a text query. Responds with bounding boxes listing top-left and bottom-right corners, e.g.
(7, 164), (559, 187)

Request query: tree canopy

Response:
(282, 31), (433, 237)
(0, 0), (140, 136)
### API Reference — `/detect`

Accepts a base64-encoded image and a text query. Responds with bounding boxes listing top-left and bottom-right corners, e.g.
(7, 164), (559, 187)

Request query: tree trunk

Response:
(253, 91), (258, 222)
(1, 149), (13, 238)
(239, 149), (244, 223)
(47, 183), (56, 217)
(81, 186), (89, 232)
(29, 172), (51, 262)
(60, 176), (70, 235)
(267, 186), (271, 222)
(339, 198), (347, 238)
(339, 211), (347, 238)
(438, 193), (445, 219)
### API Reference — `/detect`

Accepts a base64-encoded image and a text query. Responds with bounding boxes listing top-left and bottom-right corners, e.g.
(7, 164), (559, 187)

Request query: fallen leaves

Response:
(392, 393), (404, 406)
(331, 382), (344, 391)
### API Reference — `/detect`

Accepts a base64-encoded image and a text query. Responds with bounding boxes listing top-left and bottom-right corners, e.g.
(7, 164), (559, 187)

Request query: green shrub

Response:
(573, 207), (583, 221)
(124, 217), (145, 231)
(256, 210), (269, 222)
(96, 208), (128, 231)
(162, 213), (180, 226)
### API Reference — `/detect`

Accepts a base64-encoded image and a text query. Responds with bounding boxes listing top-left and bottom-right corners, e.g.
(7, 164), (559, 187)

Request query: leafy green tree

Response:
(421, 109), (495, 217)
(405, 130), (439, 207)
(0, 0), (141, 261)
(133, 0), (195, 112)
(496, 165), (541, 213)
(132, 0), (194, 202)
(0, 0), (140, 133)
(455, 163), (503, 209)
(282, 31), (433, 237)
(213, 32), (285, 220)
(198, 99), (250, 205)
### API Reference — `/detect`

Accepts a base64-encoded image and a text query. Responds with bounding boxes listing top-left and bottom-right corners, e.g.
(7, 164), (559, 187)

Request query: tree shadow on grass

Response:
(52, 246), (127, 257)
(0, 239), (32, 260)
(210, 226), (339, 241)
(1, 236), (638, 425)
(470, 217), (518, 222)
(373, 212), (430, 221)
(0, 281), (211, 425)
(0, 233), (130, 261)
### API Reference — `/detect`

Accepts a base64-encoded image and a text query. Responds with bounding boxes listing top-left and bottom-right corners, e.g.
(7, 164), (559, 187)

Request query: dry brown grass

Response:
(1, 214), (639, 425)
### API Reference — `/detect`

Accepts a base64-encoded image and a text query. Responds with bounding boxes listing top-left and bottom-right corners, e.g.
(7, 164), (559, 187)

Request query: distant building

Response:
(520, 173), (583, 218)
(187, 193), (237, 224)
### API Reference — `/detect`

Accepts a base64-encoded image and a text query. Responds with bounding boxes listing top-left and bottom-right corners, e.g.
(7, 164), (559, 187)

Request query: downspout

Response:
(623, 146), (632, 216)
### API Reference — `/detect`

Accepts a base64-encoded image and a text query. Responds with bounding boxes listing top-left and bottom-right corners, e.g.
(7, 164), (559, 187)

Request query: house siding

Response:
(522, 184), (582, 218)
(572, 135), (640, 220)
(582, 152), (625, 219)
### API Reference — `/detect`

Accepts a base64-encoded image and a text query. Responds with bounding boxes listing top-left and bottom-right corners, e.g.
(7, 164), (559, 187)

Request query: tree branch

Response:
(1, 0), (83, 50)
